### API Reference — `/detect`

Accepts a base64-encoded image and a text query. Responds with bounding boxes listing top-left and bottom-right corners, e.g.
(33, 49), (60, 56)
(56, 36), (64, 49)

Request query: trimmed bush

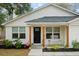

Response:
(3, 40), (13, 48)
(2, 39), (29, 49)
(72, 40), (79, 48)
(14, 39), (22, 49)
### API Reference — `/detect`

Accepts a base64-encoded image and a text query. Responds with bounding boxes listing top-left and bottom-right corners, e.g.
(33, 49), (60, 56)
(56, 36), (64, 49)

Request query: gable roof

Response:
(2, 4), (79, 25)
(26, 16), (77, 23)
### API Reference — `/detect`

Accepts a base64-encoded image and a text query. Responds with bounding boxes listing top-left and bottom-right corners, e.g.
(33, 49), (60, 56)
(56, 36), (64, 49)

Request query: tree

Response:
(14, 3), (32, 15)
(0, 13), (6, 29)
(0, 3), (32, 39)
(0, 12), (6, 39)
(0, 3), (14, 20)
(0, 3), (32, 20)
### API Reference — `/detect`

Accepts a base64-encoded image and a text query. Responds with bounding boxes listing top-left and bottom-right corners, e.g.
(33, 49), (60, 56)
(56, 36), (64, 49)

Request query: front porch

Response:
(28, 24), (69, 49)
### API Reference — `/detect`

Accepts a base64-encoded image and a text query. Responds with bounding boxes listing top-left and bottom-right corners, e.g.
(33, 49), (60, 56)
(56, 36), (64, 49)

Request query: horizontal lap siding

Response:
(0, 28), (5, 39)
(69, 18), (79, 48)
(69, 26), (79, 48)
(6, 27), (12, 40)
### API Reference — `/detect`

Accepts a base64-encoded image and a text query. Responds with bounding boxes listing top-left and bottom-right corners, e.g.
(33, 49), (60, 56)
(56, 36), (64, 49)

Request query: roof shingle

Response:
(26, 16), (77, 22)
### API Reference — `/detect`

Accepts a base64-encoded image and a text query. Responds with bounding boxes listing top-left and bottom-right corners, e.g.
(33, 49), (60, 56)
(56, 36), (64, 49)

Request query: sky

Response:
(31, 3), (45, 9)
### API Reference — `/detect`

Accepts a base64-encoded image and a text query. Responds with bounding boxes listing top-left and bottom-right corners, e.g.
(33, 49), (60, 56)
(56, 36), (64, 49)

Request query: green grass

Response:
(48, 44), (63, 49)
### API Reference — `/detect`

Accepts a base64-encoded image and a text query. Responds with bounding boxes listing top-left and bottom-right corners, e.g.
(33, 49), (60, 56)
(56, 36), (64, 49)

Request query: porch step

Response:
(31, 45), (42, 49)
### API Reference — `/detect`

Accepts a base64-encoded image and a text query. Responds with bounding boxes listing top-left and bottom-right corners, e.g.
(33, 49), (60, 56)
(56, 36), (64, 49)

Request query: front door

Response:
(34, 27), (41, 43)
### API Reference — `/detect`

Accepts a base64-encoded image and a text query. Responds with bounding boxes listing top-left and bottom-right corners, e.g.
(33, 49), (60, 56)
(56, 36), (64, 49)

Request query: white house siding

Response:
(69, 18), (79, 48)
(0, 28), (5, 39)
(5, 27), (12, 40)
(5, 5), (75, 44)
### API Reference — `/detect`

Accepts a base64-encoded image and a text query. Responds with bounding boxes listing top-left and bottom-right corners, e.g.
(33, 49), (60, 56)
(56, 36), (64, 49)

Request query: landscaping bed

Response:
(43, 48), (79, 52)
(43, 40), (79, 52)
(0, 49), (30, 56)
(0, 45), (29, 49)
(0, 39), (30, 49)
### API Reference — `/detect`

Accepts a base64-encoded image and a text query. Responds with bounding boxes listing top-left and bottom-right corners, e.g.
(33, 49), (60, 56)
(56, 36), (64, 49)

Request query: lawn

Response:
(48, 44), (64, 49)
(0, 49), (30, 56)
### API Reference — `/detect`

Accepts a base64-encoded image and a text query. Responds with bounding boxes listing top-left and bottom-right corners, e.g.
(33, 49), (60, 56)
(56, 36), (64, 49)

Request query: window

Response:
(46, 27), (52, 32)
(19, 27), (25, 39)
(35, 28), (40, 31)
(46, 27), (60, 39)
(19, 27), (25, 33)
(53, 27), (60, 39)
(46, 27), (52, 39)
(46, 33), (52, 39)
(12, 33), (18, 39)
(53, 33), (60, 39)
(20, 33), (25, 39)
(12, 27), (25, 39)
(12, 27), (18, 33)
(12, 27), (18, 39)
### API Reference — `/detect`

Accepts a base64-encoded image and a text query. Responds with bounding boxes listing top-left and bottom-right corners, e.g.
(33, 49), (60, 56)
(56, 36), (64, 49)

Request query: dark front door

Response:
(34, 27), (41, 43)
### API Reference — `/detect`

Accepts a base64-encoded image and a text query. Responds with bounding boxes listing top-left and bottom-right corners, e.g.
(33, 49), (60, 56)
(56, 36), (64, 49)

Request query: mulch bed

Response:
(0, 49), (30, 56)
(43, 48), (79, 52)
(0, 45), (29, 49)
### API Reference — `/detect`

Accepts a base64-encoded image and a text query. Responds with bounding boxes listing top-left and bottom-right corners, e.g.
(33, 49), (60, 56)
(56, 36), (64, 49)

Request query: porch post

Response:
(41, 25), (46, 48)
(66, 26), (69, 48)
(29, 26), (33, 48)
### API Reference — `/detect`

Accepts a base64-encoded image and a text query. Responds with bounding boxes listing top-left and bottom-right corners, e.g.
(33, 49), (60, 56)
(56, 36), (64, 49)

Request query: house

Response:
(2, 4), (79, 48)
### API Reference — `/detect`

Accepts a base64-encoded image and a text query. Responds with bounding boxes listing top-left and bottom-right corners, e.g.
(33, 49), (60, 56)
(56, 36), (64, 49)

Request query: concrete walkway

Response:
(43, 52), (79, 56)
(28, 49), (42, 56)
(28, 49), (79, 56)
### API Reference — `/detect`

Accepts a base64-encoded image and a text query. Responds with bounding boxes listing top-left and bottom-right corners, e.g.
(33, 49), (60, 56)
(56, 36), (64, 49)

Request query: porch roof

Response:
(26, 16), (77, 23)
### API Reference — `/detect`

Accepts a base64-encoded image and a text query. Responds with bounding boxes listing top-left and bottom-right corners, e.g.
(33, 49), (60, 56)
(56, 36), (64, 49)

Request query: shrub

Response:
(14, 39), (22, 49)
(72, 40), (79, 48)
(3, 40), (13, 48)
